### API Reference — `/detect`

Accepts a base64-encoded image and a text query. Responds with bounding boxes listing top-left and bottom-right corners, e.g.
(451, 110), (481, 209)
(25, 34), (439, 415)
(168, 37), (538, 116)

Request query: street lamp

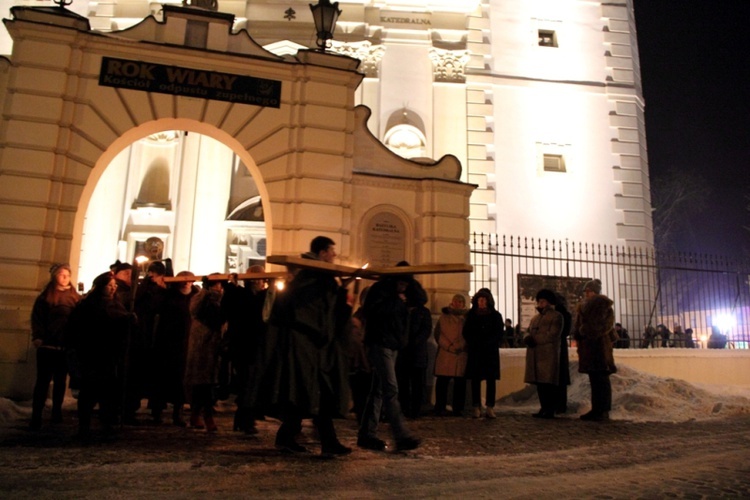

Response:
(310, 0), (342, 51)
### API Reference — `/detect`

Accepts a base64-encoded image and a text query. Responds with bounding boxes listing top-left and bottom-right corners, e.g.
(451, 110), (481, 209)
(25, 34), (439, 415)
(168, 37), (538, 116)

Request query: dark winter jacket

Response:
(362, 277), (411, 350)
(463, 289), (503, 381)
(67, 293), (131, 380)
(31, 286), (81, 348)
(398, 282), (432, 369)
(573, 294), (617, 374)
(153, 284), (199, 403)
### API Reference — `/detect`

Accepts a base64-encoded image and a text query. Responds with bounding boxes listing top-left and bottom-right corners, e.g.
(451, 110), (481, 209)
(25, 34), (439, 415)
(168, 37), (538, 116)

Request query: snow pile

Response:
(499, 361), (750, 422)
(0, 397), (30, 424)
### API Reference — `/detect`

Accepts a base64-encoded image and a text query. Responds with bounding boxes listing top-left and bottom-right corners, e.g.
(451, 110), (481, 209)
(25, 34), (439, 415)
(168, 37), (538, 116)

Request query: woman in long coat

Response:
(573, 279), (616, 421)
(184, 276), (225, 432)
(463, 288), (504, 419)
(30, 263), (80, 429)
(523, 289), (563, 419)
(433, 294), (468, 416)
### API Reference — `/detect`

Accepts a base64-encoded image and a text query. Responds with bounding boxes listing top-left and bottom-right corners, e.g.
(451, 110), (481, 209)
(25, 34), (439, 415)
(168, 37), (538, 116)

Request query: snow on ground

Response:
(501, 361), (750, 422)
(3, 362), (749, 426)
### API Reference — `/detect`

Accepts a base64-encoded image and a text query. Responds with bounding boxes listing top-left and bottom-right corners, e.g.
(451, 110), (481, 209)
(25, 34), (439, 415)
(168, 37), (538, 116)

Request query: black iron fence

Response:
(469, 233), (750, 349)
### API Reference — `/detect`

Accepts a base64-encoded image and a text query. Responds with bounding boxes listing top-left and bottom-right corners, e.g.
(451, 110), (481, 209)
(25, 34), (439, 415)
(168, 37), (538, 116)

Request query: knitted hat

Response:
(49, 263), (71, 277)
(583, 279), (602, 294)
(535, 289), (557, 304)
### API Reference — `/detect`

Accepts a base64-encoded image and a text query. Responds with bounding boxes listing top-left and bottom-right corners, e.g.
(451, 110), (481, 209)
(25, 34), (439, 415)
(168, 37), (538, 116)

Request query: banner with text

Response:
(98, 56), (281, 108)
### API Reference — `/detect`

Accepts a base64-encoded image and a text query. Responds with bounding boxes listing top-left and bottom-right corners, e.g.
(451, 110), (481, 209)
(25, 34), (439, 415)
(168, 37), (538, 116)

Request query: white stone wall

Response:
(497, 349), (750, 399)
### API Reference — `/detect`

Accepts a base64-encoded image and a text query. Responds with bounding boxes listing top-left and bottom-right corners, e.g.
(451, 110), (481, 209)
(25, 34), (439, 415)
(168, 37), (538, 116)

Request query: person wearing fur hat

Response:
(523, 289), (563, 419)
(573, 279), (616, 422)
(463, 288), (504, 419)
(29, 263), (81, 430)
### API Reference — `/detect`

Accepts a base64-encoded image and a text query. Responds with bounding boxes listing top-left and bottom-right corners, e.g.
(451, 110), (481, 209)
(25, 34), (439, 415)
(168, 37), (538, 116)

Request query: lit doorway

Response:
(77, 130), (266, 290)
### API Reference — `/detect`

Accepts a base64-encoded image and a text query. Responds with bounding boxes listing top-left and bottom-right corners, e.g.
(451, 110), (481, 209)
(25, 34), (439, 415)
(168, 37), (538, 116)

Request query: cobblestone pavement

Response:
(1, 407), (750, 499)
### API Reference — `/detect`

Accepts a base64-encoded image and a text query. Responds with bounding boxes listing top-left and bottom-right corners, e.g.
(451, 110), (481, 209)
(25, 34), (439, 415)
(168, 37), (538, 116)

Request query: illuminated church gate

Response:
(0, 6), (474, 397)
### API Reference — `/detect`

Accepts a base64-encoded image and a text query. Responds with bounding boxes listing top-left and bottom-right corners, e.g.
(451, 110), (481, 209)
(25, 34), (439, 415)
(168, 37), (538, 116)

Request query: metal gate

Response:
(470, 233), (750, 349)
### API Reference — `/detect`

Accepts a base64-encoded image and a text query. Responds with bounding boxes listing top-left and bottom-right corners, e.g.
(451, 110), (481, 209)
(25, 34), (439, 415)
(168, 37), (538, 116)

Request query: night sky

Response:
(633, 0), (750, 260)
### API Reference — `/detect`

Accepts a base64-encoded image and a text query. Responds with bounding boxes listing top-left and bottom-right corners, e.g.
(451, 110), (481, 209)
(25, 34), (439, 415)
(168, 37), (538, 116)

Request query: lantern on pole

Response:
(309, 0), (342, 51)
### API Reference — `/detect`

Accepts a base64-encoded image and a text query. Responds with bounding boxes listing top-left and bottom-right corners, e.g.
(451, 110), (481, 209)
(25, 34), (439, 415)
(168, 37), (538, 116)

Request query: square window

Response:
(538, 29), (557, 47)
(543, 154), (566, 172)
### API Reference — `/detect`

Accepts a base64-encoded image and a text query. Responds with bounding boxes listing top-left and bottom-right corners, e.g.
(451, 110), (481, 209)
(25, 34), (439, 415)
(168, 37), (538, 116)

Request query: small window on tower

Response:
(543, 154), (566, 172)
(538, 30), (557, 47)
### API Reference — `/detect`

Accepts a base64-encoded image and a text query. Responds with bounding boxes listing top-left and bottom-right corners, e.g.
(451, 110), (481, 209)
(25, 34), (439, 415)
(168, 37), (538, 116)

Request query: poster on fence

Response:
(517, 274), (591, 332)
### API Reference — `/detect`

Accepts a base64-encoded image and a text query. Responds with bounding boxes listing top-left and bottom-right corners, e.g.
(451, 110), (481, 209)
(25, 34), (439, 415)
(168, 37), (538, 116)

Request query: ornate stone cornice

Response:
(429, 48), (469, 83)
(331, 41), (385, 78)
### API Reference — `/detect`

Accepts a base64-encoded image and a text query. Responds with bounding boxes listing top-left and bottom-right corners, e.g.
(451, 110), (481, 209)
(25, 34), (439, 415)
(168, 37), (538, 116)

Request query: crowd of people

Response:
(29, 237), (621, 456)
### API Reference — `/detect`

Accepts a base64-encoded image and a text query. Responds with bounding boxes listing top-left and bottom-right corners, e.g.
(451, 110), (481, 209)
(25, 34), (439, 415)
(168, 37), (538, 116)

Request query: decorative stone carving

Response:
(332, 41), (385, 78)
(429, 48), (469, 83)
(146, 131), (180, 143)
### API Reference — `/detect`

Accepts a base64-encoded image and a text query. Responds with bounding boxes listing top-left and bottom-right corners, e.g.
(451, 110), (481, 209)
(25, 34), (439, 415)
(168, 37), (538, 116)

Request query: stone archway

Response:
(0, 6), (474, 398)
(70, 120), (273, 288)
(0, 6), (364, 397)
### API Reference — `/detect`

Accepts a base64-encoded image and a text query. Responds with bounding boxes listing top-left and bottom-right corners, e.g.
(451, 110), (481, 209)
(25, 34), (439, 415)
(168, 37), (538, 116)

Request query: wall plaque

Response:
(364, 212), (407, 267)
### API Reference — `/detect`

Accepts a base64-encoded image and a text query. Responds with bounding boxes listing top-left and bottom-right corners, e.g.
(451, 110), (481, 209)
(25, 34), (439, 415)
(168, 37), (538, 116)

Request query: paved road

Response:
(1, 408), (749, 498)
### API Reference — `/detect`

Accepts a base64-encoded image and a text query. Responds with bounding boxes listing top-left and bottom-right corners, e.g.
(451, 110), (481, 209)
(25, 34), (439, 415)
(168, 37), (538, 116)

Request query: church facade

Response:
(0, 0), (651, 397)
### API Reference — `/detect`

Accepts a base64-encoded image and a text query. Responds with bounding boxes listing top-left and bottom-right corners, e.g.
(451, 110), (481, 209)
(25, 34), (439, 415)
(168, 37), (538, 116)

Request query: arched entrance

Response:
(0, 6), (473, 398)
(74, 123), (269, 290)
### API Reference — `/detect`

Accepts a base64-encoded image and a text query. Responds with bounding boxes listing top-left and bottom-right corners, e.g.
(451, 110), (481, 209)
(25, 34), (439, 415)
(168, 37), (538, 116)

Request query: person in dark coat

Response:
(184, 274), (225, 432)
(110, 260), (142, 425)
(222, 265), (267, 434)
(135, 261), (169, 424)
(357, 262), (421, 452)
(255, 236), (353, 457)
(502, 318), (516, 348)
(395, 280), (432, 419)
(29, 263), (81, 430)
(614, 322), (630, 349)
(463, 288), (504, 419)
(554, 292), (572, 414)
(150, 271), (198, 426)
(68, 272), (134, 437)
(523, 289), (563, 419)
(573, 279), (616, 422)
(657, 324), (671, 348)
(640, 325), (657, 349)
